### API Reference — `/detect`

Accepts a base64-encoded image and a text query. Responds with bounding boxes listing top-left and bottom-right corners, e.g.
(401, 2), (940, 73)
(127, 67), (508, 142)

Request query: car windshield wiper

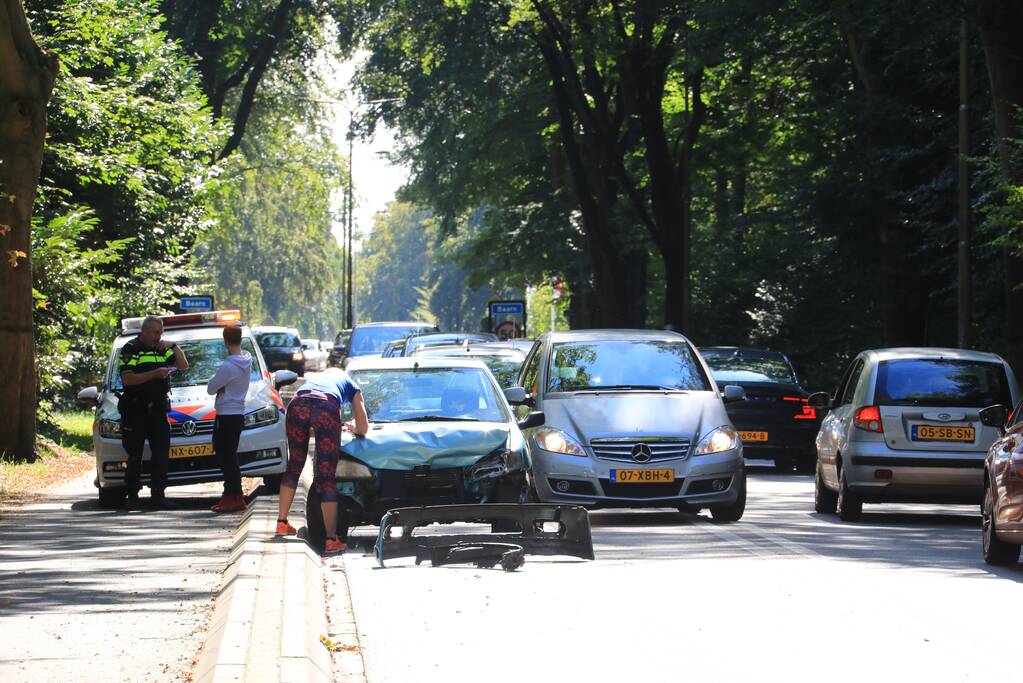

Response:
(568, 384), (686, 392)
(397, 415), (482, 422)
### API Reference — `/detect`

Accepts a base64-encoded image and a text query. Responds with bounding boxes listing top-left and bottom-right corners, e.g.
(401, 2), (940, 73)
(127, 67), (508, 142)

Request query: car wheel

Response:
(814, 461), (838, 514)
(982, 483), (1021, 566)
(305, 486), (326, 553)
(710, 472), (746, 523)
(836, 467), (862, 522)
(98, 486), (127, 508)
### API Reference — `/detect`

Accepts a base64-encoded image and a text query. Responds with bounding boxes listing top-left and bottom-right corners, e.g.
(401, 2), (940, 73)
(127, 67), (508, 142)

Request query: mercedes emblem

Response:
(631, 443), (653, 463)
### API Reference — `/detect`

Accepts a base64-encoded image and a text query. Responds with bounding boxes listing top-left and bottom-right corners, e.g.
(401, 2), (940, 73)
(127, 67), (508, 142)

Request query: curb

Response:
(194, 469), (335, 682)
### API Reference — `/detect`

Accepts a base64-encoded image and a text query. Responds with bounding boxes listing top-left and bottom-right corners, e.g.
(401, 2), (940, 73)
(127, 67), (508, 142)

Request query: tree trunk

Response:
(0, 0), (58, 461)
(976, 0), (1023, 371)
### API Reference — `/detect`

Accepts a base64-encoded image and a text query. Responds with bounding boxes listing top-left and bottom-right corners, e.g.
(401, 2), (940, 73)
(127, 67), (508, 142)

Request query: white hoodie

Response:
(206, 352), (252, 416)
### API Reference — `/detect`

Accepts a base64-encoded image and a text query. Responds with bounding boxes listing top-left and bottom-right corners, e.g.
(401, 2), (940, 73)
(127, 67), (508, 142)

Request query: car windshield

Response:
(348, 367), (510, 422)
(257, 332), (299, 348)
(349, 326), (432, 356)
(110, 337), (261, 389)
(702, 354), (797, 385)
(875, 359), (1012, 408)
(548, 340), (710, 392)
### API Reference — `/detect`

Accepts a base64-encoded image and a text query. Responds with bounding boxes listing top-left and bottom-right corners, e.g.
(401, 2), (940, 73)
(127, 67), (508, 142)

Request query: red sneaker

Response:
(324, 537), (347, 555)
(275, 520), (297, 536)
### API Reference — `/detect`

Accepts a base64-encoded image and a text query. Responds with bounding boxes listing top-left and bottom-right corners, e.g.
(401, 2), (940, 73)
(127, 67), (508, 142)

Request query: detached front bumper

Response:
(530, 447), (744, 508)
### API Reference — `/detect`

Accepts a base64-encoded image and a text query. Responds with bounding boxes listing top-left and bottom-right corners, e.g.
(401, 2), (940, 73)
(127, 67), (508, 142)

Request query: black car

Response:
(700, 347), (822, 472)
(254, 327), (305, 376)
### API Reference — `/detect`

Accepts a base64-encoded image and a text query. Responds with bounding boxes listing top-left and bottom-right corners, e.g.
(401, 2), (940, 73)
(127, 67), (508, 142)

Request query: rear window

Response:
(701, 354), (797, 385)
(875, 359), (1011, 408)
(349, 325), (436, 356)
(257, 332), (300, 348)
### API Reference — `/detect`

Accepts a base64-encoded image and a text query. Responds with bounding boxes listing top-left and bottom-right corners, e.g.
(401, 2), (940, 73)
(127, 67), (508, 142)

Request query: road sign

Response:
(488, 300), (526, 339)
(179, 296), (214, 312)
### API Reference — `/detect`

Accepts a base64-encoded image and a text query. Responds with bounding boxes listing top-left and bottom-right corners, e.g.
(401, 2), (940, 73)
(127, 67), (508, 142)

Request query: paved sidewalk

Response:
(194, 466), (346, 683)
(0, 472), (240, 682)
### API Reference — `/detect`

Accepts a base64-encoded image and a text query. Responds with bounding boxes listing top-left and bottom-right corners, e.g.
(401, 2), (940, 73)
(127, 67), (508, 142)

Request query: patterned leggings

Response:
(283, 394), (341, 502)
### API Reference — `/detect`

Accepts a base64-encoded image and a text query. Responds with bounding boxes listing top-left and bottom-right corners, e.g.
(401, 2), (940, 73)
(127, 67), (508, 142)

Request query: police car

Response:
(77, 310), (294, 507)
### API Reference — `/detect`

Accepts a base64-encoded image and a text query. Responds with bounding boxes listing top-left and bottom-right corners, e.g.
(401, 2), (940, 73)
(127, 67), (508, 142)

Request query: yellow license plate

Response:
(610, 469), (675, 483)
(169, 443), (215, 459)
(912, 425), (975, 442)
(739, 431), (769, 442)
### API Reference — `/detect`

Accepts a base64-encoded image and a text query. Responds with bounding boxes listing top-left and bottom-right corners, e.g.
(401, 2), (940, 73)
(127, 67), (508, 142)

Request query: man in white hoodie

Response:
(206, 324), (252, 513)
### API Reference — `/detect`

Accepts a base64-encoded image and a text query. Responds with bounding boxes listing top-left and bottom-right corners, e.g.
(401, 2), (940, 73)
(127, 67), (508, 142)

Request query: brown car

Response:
(980, 403), (1023, 565)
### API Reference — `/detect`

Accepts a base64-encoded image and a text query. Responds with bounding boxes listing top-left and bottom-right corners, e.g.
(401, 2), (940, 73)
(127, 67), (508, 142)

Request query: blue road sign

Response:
(491, 302), (524, 315)
(179, 296), (214, 312)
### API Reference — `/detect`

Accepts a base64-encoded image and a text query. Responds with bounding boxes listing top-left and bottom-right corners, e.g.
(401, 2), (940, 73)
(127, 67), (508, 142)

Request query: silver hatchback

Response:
(810, 348), (1019, 521)
(508, 330), (747, 522)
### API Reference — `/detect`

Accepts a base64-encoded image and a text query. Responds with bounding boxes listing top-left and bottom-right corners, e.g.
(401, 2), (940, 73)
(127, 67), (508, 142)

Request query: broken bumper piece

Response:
(375, 503), (595, 568)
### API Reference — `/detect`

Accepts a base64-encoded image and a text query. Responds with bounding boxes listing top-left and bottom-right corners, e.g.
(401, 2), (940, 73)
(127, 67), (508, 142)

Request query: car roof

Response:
(114, 325), (255, 345)
(344, 356), (492, 372)
(545, 329), (687, 343)
(353, 321), (438, 329)
(413, 344), (525, 358)
(700, 346), (788, 360)
(864, 347), (1009, 364)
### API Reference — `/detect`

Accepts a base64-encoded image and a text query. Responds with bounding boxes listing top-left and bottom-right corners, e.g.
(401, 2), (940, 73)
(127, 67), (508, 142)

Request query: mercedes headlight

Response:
(694, 426), (740, 455)
(533, 428), (587, 456)
(99, 419), (121, 439)
(244, 405), (279, 429)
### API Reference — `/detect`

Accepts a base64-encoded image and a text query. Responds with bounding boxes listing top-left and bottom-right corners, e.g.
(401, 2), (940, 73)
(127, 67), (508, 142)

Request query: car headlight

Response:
(693, 426), (740, 455)
(336, 457), (373, 480)
(244, 405), (279, 429)
(533, 428), (587, 456)
(99, 419), (121, 439)
(292, 351), (304, 361)
(466, 449), (524, 482)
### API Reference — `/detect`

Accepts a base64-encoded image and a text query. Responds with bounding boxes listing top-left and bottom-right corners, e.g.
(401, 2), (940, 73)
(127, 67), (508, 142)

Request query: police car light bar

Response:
(120, 310), (242, 334)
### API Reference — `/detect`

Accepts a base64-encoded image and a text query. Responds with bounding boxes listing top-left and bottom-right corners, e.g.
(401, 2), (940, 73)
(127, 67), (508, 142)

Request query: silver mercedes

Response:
(507, 330), (747, 521)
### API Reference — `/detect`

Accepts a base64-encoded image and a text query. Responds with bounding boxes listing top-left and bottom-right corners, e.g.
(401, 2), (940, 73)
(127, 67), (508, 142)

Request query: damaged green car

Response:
(305, 357), (544, 550)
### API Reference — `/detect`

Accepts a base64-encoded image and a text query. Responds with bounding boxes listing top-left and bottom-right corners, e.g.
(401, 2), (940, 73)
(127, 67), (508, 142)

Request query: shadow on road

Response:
(0, 486), (236, 617)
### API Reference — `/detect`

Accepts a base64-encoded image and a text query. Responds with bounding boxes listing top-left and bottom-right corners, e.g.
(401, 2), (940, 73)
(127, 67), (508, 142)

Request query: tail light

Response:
(854, 405), (884, 433)
(784, 396), (817, 420)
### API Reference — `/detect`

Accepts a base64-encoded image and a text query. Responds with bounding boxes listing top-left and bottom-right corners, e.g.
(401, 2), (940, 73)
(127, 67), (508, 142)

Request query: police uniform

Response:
(119, 338), (176, 499)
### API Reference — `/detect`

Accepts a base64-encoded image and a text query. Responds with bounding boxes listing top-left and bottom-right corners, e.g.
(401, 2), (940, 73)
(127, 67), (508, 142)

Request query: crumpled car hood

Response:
(342, 422), (510, 470)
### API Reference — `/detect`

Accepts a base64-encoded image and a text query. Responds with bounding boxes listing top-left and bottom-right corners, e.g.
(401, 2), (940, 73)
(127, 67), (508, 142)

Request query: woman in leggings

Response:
(276, 371), (369, 554)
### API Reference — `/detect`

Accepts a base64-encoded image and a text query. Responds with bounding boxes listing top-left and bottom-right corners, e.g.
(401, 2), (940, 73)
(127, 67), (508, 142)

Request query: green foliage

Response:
(195, 108), (348, 339)
(32, 209), (130, 412)
(527, 279), (571, 337)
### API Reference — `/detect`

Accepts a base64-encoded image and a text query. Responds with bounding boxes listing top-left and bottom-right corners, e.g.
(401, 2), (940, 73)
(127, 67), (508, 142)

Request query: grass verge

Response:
(0, 411), (95, 510)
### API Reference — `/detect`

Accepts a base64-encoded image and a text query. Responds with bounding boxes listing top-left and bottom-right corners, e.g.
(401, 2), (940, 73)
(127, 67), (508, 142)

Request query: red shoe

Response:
(212, 494), (247, 513)
(275, 520), (297, 536)
(324, 537), (347, 555)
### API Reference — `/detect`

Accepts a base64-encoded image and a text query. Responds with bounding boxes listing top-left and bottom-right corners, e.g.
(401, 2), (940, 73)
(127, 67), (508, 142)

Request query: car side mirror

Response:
(980, 404), (1009, 430)
(807, 392), (833, 409)
(504, 386), (527, 405)
(722, 385), (746, 403)
(274, 370), (298, 389)
(517, 411), (545, 431)
(77, 386), (99, 405)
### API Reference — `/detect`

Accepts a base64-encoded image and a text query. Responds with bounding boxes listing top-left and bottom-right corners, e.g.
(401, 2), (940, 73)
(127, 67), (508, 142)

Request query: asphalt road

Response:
(335, 464), (1023, 683)
(0, 472), (242, 682)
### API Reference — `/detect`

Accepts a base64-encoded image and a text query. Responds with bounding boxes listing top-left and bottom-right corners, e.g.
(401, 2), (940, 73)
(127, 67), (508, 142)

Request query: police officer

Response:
(119, 315), (189, 509)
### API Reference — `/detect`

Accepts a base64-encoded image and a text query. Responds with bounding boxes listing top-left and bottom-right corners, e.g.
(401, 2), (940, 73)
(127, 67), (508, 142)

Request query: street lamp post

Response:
(340, 97), (400, 330)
